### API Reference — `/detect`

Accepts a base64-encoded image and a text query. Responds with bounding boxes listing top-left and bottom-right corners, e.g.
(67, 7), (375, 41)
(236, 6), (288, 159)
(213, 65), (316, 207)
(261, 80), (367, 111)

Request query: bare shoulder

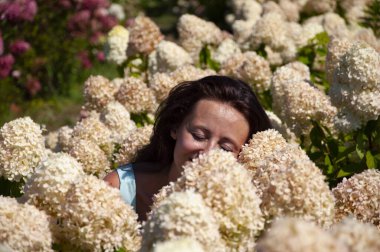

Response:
(103, 170), (120, 189)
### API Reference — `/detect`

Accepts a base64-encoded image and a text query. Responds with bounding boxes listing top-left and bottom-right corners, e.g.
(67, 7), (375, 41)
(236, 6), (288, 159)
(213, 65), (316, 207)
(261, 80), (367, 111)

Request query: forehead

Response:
(183, 99), (250, 140)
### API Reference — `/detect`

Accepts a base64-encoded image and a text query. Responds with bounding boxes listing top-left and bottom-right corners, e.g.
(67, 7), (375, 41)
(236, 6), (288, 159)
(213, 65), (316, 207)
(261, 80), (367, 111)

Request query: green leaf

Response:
(327, 138), (339, 157)
(114, 248), (127, 252)
(336, 169), (353, 178)
(366, 151), (376, 169)
(356, 133), (365, 159)
(324, 155), (334, 175)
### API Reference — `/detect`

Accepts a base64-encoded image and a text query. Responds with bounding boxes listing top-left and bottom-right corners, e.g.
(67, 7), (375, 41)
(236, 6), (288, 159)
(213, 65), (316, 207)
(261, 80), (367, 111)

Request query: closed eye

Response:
(192, 132), (207, 141)
(220, 144), (233, 152)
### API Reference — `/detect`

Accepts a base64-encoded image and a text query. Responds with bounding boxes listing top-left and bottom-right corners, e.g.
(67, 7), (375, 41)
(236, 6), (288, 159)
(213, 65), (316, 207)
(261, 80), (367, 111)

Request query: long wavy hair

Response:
(134, 75), (272, 169)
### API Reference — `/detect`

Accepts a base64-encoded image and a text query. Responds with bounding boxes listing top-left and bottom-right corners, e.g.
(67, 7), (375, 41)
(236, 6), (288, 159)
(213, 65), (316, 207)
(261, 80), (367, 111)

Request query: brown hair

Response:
(134, 75), (272, 167)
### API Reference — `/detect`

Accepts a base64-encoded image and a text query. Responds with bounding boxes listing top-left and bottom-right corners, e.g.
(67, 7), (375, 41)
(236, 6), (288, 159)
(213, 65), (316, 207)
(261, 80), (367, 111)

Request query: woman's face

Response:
(169, 99), (250, 180)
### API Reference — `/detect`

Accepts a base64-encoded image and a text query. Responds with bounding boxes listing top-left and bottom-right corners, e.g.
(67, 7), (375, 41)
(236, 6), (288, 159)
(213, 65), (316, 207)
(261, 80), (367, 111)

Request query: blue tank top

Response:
(116, 164), (136, 209)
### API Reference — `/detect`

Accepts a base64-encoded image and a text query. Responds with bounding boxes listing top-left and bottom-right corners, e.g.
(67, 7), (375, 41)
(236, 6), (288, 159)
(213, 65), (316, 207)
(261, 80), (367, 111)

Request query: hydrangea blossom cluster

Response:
(330, 217), (380, 251)
(271, 62), (337, 136)
(115, 77), (158, 114)
(332, 169), (380, 229)
(69, 139), (111, 177)
(265, 111), (298, 143)
(22, 152), (84, 217)
(104, 25), (129, 65)
(0, 0), (38, 22)
(99, 101), (137, 143)
(0, 117), (47, 182)
(115, 125), (153, 166)
(154, 149), (264, 251)
(227, 1), (327, 65)
(177, 14), (224, 61)
(149, 65), (215, 102)
(152, 238), (205, 252)
(327, 39), (380, 132)
(0, 196), (53, 252)
(148, 40), (193, 75)
(256, 217), (346, 252)
(238, 129), (288, 170)
(127, 16), (163, 56)
(220, 50), (272, 93)
(44, 130), (59, 152)
(70, 112), (114, 157)
(239, 130), (335, 227)
(209, 38), (239, 65)
(83, 75), (119, 111)
(141, 191), (223, 252)
(60, 175), (141, 252)
(56, 125), (73, 152)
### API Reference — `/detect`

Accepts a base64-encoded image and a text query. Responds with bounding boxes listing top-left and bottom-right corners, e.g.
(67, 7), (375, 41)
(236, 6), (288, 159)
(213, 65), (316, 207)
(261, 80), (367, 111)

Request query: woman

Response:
(104, 75), (271, 221)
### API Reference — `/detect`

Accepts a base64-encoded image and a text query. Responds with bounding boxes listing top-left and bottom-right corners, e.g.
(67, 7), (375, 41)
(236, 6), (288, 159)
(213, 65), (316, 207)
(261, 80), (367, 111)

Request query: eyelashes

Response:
(191, 131), (234, 152)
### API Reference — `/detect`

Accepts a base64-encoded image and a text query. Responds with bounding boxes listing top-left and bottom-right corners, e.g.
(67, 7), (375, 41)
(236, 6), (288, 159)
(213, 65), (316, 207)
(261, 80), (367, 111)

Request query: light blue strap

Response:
(116, 164), (136, 209)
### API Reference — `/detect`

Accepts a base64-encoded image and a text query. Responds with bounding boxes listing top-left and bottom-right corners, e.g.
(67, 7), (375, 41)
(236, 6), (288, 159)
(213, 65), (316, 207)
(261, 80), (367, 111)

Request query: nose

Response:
(197, 140), (219, 156)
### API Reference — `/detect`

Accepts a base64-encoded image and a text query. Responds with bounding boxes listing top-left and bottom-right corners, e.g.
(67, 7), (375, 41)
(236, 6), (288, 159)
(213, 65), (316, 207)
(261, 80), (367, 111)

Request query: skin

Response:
(104, 99), (250, 221)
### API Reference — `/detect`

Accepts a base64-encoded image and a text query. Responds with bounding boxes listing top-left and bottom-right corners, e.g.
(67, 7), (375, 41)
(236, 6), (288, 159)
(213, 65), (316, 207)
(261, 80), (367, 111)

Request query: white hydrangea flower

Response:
(330, 217), (380, 251)
(128, 16), (163, 55)
(250, 12), (289, 50)
(177, 14), (223, 61)
(115, 125), (153, 166)
(108, 3), (125, 21)
(256, 217), (347, 252)
(219, 51), (271, 93)
(115, 77), (158, 114)
(238, 129), (288, 170)
(230, 0), (262, 22)
(0, 117), (47, 182)
(148, 40), (193, 76)
(149, 65), (215, 102)
(0, 196), (53, 252)
(211, 38), (241, 65)
(328, 40), (380, 132)
(153, 238), (205, 252)
(71, 113), (114, 157)
(332, 169), (380, 229)
(141, 191), (223, 252)
(265, 111), (298, 143)
(22, 152), (84, 217)
(259, 154), (335, 227)
(100, 101), (137, 143)
(339, 0), (372, 24)
(302, 0), (336, 15)
(56, 125), (73, 152)
(271, 63), (337, 136)
(240, 135), (335, 227)
(105, 25), (129, 65)
(154, 149), (264, 251)
(69, 139), (111, 178)
(231, 19), (256, 50)
(44, 130), (59, 151)
(60, 175), (141, 252)
(83, 75), (118, 111)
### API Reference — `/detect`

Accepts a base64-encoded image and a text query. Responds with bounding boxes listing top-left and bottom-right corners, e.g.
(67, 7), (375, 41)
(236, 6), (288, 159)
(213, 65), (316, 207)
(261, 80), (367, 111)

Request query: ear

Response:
(170, 129), (177, 140)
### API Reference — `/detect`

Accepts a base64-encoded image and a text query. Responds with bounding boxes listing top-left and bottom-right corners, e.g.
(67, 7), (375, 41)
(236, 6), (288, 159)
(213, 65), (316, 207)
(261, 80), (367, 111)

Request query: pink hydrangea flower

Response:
(0, 54), (15, 78)
(0, 32), (3, 55)
(80, 0), (109, 11)
(0, 0), (37, 22)
(78, 51), (92, 69)
(26, 76), (41, 96)
(10, 40), (31, 55)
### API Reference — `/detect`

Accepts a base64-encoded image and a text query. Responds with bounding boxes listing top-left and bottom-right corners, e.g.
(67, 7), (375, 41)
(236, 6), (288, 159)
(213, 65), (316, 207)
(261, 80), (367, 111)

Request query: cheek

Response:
(175, 132), (200, 155)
